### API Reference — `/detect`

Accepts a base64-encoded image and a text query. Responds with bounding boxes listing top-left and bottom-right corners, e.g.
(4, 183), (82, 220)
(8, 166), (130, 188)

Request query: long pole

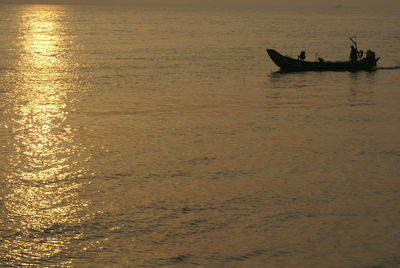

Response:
(349, 37), (358, 49)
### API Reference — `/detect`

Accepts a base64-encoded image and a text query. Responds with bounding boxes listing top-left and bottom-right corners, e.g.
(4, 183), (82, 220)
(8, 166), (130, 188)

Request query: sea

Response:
(0, 2), (400, 267)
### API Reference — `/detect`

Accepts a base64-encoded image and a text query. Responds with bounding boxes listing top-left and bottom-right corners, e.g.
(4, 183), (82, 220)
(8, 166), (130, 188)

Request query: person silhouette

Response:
(297, 51), (306, 61)
(350, 45), (358, 62)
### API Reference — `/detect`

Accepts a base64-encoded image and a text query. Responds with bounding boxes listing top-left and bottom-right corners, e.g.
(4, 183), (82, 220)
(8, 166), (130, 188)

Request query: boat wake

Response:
(377, 66), (400, 70)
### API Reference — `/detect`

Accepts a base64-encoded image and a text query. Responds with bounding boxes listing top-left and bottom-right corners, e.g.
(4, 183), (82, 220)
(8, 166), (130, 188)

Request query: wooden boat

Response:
(266, 48), (379, 72)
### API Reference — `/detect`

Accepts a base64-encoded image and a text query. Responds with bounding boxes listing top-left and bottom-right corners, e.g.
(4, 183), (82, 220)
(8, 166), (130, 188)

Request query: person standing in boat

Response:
(350, 45), (358, 62)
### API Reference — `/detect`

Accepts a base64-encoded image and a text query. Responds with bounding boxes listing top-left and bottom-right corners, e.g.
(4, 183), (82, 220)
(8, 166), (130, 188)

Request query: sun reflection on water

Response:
(1, 5), (90, 266)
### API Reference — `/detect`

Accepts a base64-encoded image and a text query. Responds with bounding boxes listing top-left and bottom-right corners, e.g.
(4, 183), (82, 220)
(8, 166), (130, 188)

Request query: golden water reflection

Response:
(2, 5), (89, 266)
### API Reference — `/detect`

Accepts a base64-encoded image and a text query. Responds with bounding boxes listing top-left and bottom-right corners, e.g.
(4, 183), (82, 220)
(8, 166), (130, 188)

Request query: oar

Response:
(349, 37), (357, 49)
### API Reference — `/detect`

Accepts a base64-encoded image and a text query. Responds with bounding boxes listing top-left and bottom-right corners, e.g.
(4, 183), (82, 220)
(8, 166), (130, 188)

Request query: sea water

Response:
(0, 3), (400, 267)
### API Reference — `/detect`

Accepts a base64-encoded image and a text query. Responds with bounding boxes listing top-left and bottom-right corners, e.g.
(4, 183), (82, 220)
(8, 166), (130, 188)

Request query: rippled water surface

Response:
(1, 3), (400, 267)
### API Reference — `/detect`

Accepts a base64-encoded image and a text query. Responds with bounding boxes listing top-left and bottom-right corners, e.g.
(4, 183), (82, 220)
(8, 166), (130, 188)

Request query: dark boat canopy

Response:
(266, 49), (379, 72)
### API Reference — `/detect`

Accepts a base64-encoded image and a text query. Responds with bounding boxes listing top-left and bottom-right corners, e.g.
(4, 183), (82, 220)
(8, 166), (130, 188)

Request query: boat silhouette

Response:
(266, 48), (379, 72)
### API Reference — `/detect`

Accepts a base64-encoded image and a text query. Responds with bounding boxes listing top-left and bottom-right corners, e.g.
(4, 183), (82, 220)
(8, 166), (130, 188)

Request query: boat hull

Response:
(266, 49), (378, 72)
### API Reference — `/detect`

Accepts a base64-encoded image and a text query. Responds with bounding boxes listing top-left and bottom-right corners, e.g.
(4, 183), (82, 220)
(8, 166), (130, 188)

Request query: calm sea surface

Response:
(0, 3), (400, 267)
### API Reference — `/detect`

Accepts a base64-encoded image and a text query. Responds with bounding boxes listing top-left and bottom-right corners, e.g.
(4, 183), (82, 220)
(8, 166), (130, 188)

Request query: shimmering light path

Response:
(1, 6), (91, 266)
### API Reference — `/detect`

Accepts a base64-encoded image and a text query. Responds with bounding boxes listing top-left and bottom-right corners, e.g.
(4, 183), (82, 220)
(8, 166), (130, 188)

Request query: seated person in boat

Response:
(366, 50), (376, 61)
(297, 51), (306, 61)
(350, 45), (358, 62)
